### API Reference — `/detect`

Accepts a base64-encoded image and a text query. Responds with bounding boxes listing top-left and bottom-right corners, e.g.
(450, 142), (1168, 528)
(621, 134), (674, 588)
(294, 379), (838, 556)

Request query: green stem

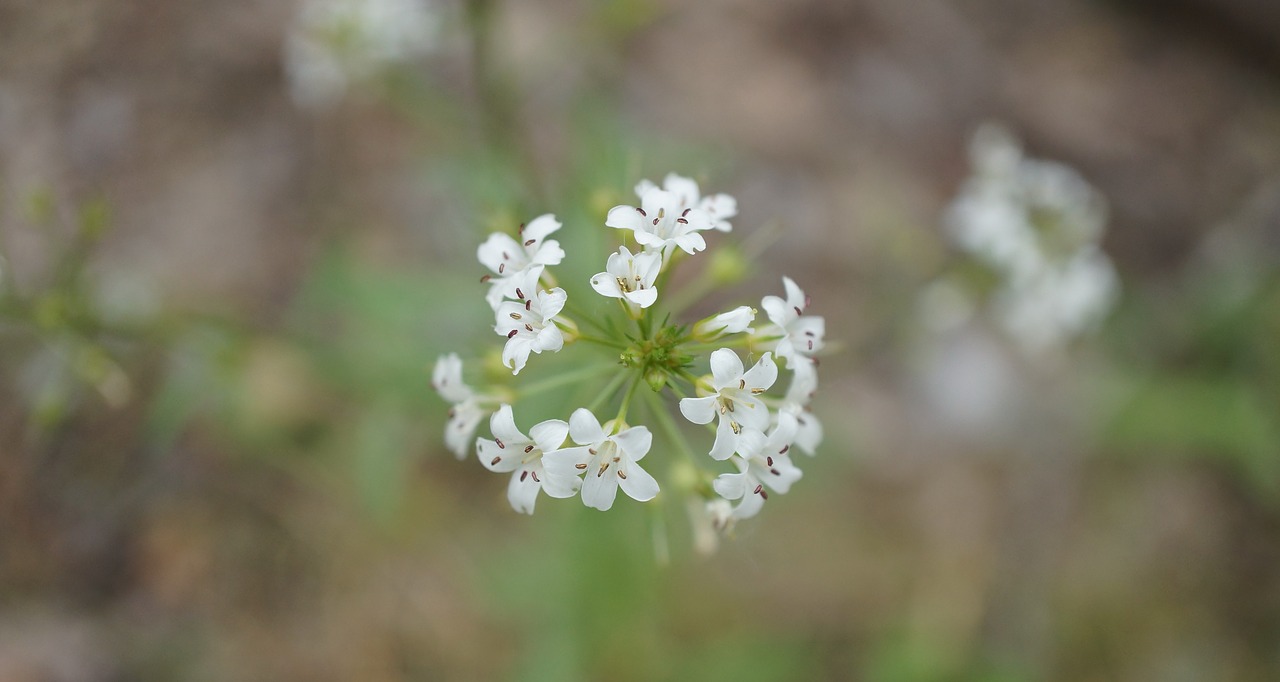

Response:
(613, 374), (642, 430)
(642, 387), (701, 467)
(588, 367), (631, 413)
(516, 362), (619, 398)
(575, 334), (627, 350)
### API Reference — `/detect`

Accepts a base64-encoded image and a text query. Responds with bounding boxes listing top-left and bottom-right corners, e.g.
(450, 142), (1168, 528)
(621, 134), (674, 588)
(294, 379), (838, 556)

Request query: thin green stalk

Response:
(642, 387), (700, 467)
(613, 374), (642, 429)
(588, 367), (631, 413)
(516, 362), (620, 398)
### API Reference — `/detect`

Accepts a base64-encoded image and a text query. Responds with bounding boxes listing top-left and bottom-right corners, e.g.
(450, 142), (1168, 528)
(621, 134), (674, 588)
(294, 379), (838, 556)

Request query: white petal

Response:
(639, 188), (674, 218)
(634, 251), (663, 286)
(580, 466), (619, 511)
(634, 178), (658, 199)
(506, 469), (541, 514)
(709, 349), (744, 391)
(540, 471), (582, 498)
(673, 232), (706, 254)
(522, 213), (561, 243)
(539, 287), (567, 319)
(477, 233), (525, 274)
(791, 316), (825, 355)
(534, 324), (563, 354)
(543, 445), (592, 478)
(529, 419), (569, 453)
(679, 395), (718, 425)
(617, 459), (659, 502)
(733, 395), (771, 431)
(733, 427), (768, 458)
(782, 276), (806, 312)
(678, 209), (712, 234)
(742, 352), (778, 392)
(761, 294), (794, 328)
(502, 336), (533, 375)
(612, 426), (653, 461)
(488, 404), (526, 444)
(731, 487), (766, 519)
(708, 417), (738, 461)
(794, 411), (823, 455)
(662, 173), (701, 208)
(761, 456), (803, 494)
(632, 230), (667, 248)
(568, 408), (606, 445)
(786, 360), (818, 406)
(477, 437), (519, 473)
(431, 353), (471, 403)
(605, 204), (645, 232)
(530, 239), (565, 267)
(713, 470), (750, 501)
(590, 272), (624, 299)
(625, 288), (658, 308)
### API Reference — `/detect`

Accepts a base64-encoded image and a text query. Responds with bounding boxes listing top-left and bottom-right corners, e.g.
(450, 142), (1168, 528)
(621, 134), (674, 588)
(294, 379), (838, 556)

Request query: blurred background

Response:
(2, 0), (1279, 680)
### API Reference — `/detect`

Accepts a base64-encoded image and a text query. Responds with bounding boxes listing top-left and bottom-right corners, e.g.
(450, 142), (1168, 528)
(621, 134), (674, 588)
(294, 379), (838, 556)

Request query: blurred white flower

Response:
(284, 0), (440, 109)
(712, 412), (803, 520)
(679, 349), (777, 460)
(606, 188), (711, 256)
(476, 405), (578, 514)
(758, 276), (825, 368)
(693, 306), (756, 340)
(432, 353), (490, 458)
(478, 214), (565, 310)
(635, 173), (737, 233)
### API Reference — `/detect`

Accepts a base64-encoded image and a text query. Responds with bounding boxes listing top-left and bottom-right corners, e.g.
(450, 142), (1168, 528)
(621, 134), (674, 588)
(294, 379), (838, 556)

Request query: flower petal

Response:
(761, 294), (794, 328)
(625, 288), (658, 308)
(529, 419), (569, 453)
(539, 287), (567, 319)
(477, 233), (525, 274)
(506, 468), (541, 514)
(679, 395), (718, 425)
(477, 437), (519, 473)
(543, 445), (592, 478)
(605, 204), (644, 232)
(534, 324), (563, 354)
(708, 417), (738, 461)
(590, 272), (624, 298)
(580, 466), (619, 511)
(782, 276), (806, 311)
(709, 348), (744, 390)
(662, 173), (701, 208)
(613, 426), (653, 461)
(522, 213), (561, 243)
(673, 232), (707, 254)
(488, 404), (526, 444)
(617, 459), (659, 502)
(568, 408), (606, 445)
(742, 352), (778, 392)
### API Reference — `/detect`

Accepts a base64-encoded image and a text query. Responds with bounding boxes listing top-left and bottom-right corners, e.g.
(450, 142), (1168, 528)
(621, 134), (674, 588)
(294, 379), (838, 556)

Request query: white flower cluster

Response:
(942, 124), (1118, 353)
(432, 174), (825, 531)
(284, 0), (440, 109)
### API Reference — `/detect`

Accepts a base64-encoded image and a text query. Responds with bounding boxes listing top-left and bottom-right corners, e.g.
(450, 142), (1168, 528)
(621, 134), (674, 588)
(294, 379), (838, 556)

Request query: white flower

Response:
(543, 408), (660, 511)
(759, 277), (825, 367)
(994, 246), (1118, 353)
(493, 270), (566, 375)
(589, 246), (662, 309)
(477, 214), (566, 309)
(475, 405), (578, 514)
(605, 188), (711, 256)
(712, 412), (804, 520)
(689, 497), (736, 556)
(693, 306), (756, 340)
(635, 172), (737, 233)
(679, 349), (777, 460)
(431, 353), (489, 459)
(777, 359), (823, 455)
(284, 0), (440, 109)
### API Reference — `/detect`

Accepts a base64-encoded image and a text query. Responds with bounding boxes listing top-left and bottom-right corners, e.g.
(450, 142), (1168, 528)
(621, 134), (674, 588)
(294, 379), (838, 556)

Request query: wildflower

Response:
(712, 412), (804, 519)
(493, 270), (566, 375)
(543, 408), (659, 511)
(432, 353), (489, 459)
(777, 359), (823, 455)
(679, 349), (777, 460)
(478, 214), (566, 309)
(759, 277), (825, 367)
(605, 188), (711, 256)
(692, 306), (756, 341)
(589, 246), (662, 310)
(635, 172), (737, 233)
(476, 405), (578, 514)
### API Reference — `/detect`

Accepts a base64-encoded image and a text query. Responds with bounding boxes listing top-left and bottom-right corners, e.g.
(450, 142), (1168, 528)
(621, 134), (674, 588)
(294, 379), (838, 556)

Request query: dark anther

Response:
(676, 217), (688, 224)
(515, 287), (524, 299)
(636, 207), (647, 217)
(524, 445), (534, 453)
(524, 239), (536, 246)
(681, 208), (691, 217)
(793, 306), (802, 317)
(507, 329), (518, 339)
(495, 438), (505, 449)
(520, 471), (529, 482)
(490, 456), (502, 466)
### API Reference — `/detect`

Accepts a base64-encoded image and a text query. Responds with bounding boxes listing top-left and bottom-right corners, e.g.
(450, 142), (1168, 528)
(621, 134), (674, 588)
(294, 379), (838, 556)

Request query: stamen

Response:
(779, 444), (790, 454)
(750, 388), (765, 395)
(524, 445), (534, 453)
(635, 207), (647, 217)
(515, 287), (524, 300)
(507, 329), (518, 339)
(808, 340), (814, 350)
(502, 251), (510, 260)
(718, 402), (727, 415)
(519, 223), (525, 232)
(804, 295), (811, 309)
(676, 217), (688, 224)
(770, 468), (780, 476)
(524, 239), (536, 246)
(525, 299), (532, 311)
(524, 324), (533, 332)
(766, 456), (774, 466)
(739, 379), (746, 390)
(617, 470), (627, 479)
(681, 208), (691, 217)
(498, 263), (505, 274)
(588, 448), (597, 455)
(520, 471), (529, 482)
(730, 421), (741, 434)
(480, 275), (491, 283)
(495, 438), (505, 449)
(793, 306), (802, 317)
(652, 218), (660, 226)
(531, 471), (540, 483)
(490, 456), (501, 466)
(509, 312), (522, 320)
(726, 401), (735, 413)
(657, 208), (665, 219)
(597, 462), (609, 477)
(575, 463), (588, 470)
(753, 484), (763, 495)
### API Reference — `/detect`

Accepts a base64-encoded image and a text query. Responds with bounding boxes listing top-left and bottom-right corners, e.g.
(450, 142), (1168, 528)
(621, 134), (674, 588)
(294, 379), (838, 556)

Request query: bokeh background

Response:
(2, 0), (1279, 680)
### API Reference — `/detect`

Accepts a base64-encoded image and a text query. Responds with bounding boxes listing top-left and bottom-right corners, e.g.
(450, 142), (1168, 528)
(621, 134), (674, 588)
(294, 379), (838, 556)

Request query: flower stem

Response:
(642, 387), (701, 467)
(613, 373), (642, 430)
(516, 362), (619, 398)
(588, 367), (631, 414)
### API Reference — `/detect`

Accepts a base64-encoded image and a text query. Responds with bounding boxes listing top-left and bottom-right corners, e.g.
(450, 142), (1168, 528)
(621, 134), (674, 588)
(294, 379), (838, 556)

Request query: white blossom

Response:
(635, 172), (737, 233)
(477, 214), (565, 309)
(543, 409), (659, 511)
(994, 246), (1118, 354)
(759, 277), (825, 367)
(589, 246), (661, 309)
(476, 405), (578, 514)
(605, 188), (711, 256)
(431, 353), (489, 459)
(284, 0), (440, 109)
(679, 349), (777, 460)
(493, 269), (566, 375)
(693, 306), (756, 340)
(777, 359), (823, 455)
(712, 412), (804, 519)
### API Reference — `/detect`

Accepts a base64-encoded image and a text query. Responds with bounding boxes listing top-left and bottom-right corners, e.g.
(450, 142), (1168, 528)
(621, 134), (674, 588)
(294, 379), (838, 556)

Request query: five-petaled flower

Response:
(477, 214), (566, 309)
(679, 349), (778, 460)
(712, 411), (804, 519)
(432, 353), (490, 459)
(693, 306), (756, 341)
(635, 172), (737, 233)
(775, 359), (823, 456)
(476, 405), (579, 514)
(590, 246), (662, 310)
(606, 188), (712, 256)
(759, 276), (825, 368)
(544, 408), (660, 511)
(493, 269), (566, 375)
